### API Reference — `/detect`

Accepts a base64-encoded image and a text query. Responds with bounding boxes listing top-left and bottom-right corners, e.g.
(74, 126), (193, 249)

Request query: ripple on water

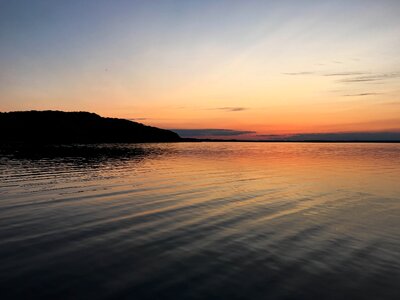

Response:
(0, 143), (400, 299)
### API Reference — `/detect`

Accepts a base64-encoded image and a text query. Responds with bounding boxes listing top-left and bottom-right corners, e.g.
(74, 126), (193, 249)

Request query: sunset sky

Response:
(1, 0), (400, 139)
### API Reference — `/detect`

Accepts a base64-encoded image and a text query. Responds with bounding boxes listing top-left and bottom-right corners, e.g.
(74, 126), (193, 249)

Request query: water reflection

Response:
(0, 143), (168, 164)
(0, 143), (399, 299)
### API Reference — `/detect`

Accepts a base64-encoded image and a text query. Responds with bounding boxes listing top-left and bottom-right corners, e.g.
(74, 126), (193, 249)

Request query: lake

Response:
(1, 142), (399, 299)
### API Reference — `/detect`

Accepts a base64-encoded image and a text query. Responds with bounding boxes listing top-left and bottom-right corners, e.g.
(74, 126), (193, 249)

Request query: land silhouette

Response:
(0, 111), (181, 144)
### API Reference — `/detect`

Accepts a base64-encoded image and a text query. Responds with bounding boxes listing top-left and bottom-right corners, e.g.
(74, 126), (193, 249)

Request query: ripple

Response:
(0, 143), (399, 299)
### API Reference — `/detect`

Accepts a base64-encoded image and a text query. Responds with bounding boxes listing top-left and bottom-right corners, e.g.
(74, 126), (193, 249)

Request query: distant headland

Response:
(0, 111), (181, 144)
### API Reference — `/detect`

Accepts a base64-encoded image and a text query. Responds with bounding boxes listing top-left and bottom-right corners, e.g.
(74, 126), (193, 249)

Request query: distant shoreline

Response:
(181, 138), (400, 143)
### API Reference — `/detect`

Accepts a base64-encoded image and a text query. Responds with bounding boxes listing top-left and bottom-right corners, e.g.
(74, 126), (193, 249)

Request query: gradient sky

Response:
(1, 0), (400, 138)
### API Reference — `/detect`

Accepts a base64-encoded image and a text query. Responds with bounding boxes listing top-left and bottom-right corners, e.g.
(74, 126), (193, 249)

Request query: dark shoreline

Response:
(182, 138), (400, 143)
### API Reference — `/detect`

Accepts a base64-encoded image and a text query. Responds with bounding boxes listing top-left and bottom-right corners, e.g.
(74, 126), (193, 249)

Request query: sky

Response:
(1, 0), (400, 139)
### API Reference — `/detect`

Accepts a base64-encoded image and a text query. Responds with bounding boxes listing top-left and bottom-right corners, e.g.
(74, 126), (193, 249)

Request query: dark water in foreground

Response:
(1, 143), (399, 300)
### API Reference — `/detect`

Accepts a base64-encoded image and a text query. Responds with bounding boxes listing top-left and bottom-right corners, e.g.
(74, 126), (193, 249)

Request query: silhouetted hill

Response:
(0, 111), (181, 144)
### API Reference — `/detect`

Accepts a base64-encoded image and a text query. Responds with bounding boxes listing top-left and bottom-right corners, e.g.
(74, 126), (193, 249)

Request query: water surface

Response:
(1, 143), (399, 299)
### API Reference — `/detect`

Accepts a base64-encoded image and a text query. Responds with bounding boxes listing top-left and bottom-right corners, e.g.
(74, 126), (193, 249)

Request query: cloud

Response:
(171, 129), (256, 138)
(339, 73), (400, 83)
(323, 72), (368, 77)
(214, 107), (248, 112)
(282, 70), (400, 84)
(282, 72), (314, 76)
(342, 93), (381, 97)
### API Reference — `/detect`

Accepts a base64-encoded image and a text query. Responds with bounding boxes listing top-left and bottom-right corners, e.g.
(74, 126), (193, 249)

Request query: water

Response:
(0, 142), (399, 299)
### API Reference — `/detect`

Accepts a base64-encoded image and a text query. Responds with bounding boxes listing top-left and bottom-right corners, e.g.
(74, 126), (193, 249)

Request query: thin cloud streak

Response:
(215, 107), (248, 112)
(281, 71), (400, 83)
(342, 93), (381, 97)
(282, 72), (314, 76)
(339, 73), (400, 83)
(323, 72), (369, 77)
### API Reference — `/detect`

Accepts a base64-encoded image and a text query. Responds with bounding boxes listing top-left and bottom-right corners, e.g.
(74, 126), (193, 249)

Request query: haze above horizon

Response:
(1, 0), (400, 139)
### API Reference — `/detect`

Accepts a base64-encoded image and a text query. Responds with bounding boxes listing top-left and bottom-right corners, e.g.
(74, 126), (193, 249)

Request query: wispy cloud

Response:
(282, 70), (400, 83)
(323, 72), (368, 77)
(214, 107), (248, 112)
(282, 72), (314, 76)
(342, 93), (381, 97)
(339, 73), (400, 83)
(171, 129), (255, 138)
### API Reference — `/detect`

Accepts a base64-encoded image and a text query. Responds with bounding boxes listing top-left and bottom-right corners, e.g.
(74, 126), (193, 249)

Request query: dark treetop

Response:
(0, 111), (181, 144)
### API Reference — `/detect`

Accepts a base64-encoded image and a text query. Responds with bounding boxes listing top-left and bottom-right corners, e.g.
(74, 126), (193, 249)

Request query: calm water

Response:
(1, 143), (400, 299)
